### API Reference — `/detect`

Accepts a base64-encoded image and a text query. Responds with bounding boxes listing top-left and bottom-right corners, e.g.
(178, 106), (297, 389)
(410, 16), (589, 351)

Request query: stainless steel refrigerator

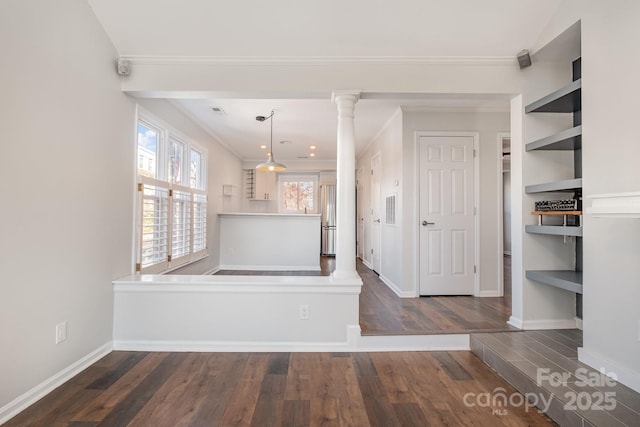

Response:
(320, 184), (336, 256)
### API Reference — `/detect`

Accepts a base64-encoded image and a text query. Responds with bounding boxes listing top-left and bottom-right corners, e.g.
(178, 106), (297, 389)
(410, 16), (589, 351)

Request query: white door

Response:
(371, 153), (381, 273)
(419, 136), (475, 295)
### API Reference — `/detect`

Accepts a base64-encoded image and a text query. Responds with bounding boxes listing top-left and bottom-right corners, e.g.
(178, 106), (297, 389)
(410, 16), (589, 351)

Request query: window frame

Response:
(135, 108), (208, 274)
(277, 173), (319, 214)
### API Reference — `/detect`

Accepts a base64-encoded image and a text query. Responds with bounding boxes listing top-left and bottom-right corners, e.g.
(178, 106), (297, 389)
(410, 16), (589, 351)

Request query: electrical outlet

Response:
(299, 305), (310, 320)
(55, 321), (67, 344)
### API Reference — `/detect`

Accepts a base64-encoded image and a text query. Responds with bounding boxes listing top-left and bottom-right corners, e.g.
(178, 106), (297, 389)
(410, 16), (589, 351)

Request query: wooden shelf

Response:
(531, 211), (581, 216)
(525, 79), (582, 113)
(526, 270), (583, 294)
(525, 178), (582, 194)
(526, 125), (582, 151)
(525, 225), (582, 237)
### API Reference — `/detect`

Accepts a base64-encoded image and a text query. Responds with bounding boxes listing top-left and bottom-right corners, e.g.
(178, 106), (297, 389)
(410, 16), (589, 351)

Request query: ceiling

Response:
(88, 0), (565, 162)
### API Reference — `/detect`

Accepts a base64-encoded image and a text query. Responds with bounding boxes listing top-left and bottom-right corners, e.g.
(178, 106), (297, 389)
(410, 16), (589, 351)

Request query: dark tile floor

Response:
(471, 330), (640, 427)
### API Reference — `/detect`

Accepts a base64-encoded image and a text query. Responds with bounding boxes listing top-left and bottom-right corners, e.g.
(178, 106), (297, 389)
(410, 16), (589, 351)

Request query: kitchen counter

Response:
(218, 212), (321, 270)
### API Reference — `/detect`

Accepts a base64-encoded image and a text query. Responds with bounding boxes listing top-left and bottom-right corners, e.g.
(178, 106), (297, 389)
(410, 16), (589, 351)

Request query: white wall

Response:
(401, 110), (510, 296)
(135, 99), (243, 274)
(522, 0), (640, 391)
(578, 0), (640, 391)
(357, 110), (404, 292)
(358, 109), (509, 297)
(0, 0), (134, 412)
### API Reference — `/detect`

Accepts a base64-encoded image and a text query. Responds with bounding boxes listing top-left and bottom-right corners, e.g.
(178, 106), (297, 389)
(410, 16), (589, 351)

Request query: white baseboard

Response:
(205, 265), (220, 275)
(113, 325), (469, 353)
(356, 334), (470, 352)
(520, 318), (578, 330)
(219, 264), (320, 271)
(0, 342), (112, 425)
(379, 274), (414, 298)
(477, 290), (502, 297)
(575, 317), (583, 330)
(503, 251), (512, 256)
(508, 316), (523, 329)
(362, 259), (373, 270)
(578, 347), (640, 393)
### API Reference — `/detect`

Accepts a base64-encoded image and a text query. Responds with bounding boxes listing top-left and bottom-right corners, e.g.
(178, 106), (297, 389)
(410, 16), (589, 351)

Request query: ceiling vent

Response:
(210, 107), (226, 115)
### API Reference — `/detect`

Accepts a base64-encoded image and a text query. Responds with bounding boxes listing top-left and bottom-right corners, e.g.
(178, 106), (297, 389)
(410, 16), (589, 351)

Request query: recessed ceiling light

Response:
(309, 153), (316, 157)
(309, 145), (316, 150)
(260, 145), (267, 149)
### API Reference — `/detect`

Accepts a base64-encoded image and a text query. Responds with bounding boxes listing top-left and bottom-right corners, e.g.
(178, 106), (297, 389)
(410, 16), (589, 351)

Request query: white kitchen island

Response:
(219, 212), (321, 270)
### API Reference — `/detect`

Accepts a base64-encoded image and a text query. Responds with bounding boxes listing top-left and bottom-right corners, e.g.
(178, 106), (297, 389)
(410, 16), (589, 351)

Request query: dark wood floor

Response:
(358, 259), (517, 335)
(5, 350), (556, 426)
(217, 257), (516, 336)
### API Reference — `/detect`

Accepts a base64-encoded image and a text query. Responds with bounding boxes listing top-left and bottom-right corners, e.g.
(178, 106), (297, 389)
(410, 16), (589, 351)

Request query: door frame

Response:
(497, 132), (511, 298)
(414, 131), (480, 296)
(371, 152), (382, 273)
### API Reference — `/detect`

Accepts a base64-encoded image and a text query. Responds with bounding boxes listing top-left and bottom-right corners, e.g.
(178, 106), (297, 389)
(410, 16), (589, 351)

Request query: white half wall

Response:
(113, 275), (361, 347)
(0, 0), (134, 412)
(219, 213), (321, 270)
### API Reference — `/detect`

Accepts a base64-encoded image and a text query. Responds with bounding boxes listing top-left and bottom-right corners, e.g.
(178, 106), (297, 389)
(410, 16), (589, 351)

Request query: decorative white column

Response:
(332, 91), (361, 281)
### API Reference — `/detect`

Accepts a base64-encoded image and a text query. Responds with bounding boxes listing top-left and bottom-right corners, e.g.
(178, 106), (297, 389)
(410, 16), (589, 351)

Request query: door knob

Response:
(374, 218), (381, 223)
(422, 220), (435, 226)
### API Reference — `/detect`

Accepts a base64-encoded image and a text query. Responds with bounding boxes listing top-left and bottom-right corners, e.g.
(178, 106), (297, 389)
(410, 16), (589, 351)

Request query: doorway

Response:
(371, 153), (381, 273)
(418, 134), (477, 296)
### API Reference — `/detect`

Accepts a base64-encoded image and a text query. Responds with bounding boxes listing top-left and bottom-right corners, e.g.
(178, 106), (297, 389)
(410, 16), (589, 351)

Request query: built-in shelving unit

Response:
(525, 178), (582, 194)
(526, 125), (582, 151)
(525, 270), (583, 294)
(525, 59), (583, 312)
(524, 79), (581, 113)
(525, 225), (582, 237)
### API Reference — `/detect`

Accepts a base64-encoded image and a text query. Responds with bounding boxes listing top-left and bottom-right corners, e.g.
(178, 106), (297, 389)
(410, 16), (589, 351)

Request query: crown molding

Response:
(119, 55), (518, 67)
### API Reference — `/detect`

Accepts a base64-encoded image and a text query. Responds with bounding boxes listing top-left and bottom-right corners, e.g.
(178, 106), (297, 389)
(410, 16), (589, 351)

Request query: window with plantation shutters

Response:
(135, 109), (208, 274)
(139, 182), (169, 273)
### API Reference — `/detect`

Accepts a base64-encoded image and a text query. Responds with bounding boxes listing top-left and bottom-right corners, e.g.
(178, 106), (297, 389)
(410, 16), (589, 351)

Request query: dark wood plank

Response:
(282, 400), (310, 427)
(85, 352), (148, 390)
(7, 350), (558, 427)
(431, 351), (473, 381)
(96, 352), (188, 426)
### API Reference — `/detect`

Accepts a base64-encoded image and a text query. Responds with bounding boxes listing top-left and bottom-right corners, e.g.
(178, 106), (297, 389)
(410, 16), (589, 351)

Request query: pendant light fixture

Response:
(255, 110), (286, 172)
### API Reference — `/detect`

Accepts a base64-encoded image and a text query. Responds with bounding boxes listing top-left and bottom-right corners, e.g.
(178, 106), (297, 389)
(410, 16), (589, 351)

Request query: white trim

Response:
(496, 132), (510, 299)
(112, 325), (470, 353)
(503, 250), (512, 256)
(121, 55), (518, 67)
(113, 274), (361, 294)
(519, 318), (578, 330)
(205, 266), (220, 275)
(371, 152), (382, 274)
(478, 290), (502, 297)
(362, 259), (373, 270)
(0, 342), (112, 425)
(356, 334), (470, 352)
(575, 317), (583, 330)
(578, 348), (640, 393)
(379, 274), (414, 298)
(414, 131), (480, 296)
(508, 316), (523, 329)
(219, 264), (321, 272)
(587, 192), (640, 218)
